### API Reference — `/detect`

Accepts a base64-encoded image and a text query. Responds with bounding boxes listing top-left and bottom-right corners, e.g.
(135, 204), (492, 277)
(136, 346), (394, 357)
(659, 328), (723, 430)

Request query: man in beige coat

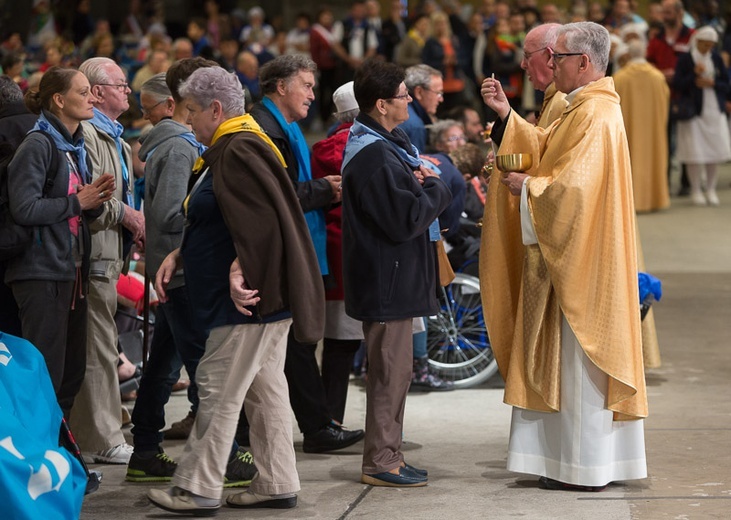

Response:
(69, 57), (145, 464)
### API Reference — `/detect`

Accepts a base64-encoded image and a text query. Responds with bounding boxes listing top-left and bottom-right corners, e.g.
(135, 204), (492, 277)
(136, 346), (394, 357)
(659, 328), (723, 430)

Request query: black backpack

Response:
(0, 131), (60, 261)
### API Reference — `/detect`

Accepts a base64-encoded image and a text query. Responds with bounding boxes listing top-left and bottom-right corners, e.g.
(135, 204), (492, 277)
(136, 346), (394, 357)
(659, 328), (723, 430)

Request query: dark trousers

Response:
(131, 285), (207, 452)
(322, 338), (361, 424)
(362, 319), (413, 474)
(12, 279), (87, 418)
(317, 67), (340, 124)
(0, 264), (21, 336)
(237, 327), (332, 439)
(667, 116), (690, 191)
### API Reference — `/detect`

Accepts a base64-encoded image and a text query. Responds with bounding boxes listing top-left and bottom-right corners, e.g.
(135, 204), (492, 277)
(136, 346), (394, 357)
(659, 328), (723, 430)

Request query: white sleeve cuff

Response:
(520, 178), (538, 246)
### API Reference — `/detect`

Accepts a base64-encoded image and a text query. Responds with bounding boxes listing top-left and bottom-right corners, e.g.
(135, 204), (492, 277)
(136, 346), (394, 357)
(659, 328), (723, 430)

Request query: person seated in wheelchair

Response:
(442, 142), (491, 274)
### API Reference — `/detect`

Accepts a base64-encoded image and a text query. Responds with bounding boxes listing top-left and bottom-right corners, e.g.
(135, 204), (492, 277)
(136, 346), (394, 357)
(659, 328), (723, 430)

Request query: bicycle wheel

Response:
(426, 273), (498, 388)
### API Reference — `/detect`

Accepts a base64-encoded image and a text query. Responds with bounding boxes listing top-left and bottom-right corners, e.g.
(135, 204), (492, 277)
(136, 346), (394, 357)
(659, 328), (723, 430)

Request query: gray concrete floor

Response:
(80, 165), (731, 520)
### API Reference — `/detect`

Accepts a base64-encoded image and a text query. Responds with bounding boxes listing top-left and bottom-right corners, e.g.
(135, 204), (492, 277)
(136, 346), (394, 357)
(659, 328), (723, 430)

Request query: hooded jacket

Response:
(139, 118), (200, 289)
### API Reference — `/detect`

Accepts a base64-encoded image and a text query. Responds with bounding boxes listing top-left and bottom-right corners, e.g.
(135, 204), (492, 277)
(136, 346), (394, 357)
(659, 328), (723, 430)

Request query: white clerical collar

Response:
(565, 84), (588, 106)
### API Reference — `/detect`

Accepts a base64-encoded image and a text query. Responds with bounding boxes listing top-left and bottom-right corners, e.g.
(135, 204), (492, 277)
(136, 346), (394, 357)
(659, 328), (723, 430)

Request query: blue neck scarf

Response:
(32, 111), (91, 184)
(261, 96), (329, 274)
(343, 120), (441, 241)
(89, 108), (131, 205)
(178, 131), (207, 157)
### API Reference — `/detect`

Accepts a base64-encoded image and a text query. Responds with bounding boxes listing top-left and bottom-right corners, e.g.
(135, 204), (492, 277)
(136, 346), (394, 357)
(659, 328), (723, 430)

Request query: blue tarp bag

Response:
(0, 332), (86, 520)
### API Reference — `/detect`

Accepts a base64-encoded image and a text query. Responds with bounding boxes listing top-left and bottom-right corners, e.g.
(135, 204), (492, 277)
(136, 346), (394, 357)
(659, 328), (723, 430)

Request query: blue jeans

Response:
(131, 285), (207, 452)
(413, 317), (427, 358)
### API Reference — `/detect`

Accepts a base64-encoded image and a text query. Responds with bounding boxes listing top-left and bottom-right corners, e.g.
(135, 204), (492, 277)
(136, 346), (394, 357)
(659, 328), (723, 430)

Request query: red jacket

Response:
(647, 26), (694, 84)
(311, 123), (351, 300)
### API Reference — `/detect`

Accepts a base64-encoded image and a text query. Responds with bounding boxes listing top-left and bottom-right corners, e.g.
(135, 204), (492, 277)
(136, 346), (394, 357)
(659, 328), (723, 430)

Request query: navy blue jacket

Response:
(672, 51), (729, 117)
(341, 114), (452, 322)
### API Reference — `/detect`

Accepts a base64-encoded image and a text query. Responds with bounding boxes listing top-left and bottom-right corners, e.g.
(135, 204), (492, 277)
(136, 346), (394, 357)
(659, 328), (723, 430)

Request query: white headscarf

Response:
(690, 26), (718, 80)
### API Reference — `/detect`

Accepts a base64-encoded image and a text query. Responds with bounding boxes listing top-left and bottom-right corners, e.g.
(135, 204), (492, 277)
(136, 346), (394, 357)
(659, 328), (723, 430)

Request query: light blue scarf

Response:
(343, 120), (441, 241)
(31, 111), (90, 184)
(262, 96), (328, 274)
(89, 108), (131, 205)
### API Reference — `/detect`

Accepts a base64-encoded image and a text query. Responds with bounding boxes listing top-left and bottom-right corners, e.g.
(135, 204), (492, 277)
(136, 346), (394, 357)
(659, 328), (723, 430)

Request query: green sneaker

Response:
(125, 449), (177, 482)
(224, 448), (258, 488)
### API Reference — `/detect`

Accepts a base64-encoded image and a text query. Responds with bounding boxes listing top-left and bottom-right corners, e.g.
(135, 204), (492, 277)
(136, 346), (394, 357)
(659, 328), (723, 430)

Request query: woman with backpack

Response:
(4, 66), (115, 418)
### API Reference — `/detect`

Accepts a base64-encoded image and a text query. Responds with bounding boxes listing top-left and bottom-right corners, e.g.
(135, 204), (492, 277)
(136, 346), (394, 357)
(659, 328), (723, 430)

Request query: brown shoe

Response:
(162, 411), (195, 440)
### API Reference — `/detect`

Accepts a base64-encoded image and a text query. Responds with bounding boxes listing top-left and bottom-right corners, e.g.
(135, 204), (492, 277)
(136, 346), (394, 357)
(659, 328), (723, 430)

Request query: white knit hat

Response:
(333, 81), (358, 115)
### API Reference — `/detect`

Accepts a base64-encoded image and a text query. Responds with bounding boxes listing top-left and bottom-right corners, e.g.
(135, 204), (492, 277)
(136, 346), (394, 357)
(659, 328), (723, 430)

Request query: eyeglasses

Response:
(423, 87), (444, 97)
(98, 82), (130, 92)
(523, 46), (548, 60)
(141, 98), (167, 115)
(547, 48), (585, 62)
(445, 134), (466, 143)
(389, 92), (412, 100)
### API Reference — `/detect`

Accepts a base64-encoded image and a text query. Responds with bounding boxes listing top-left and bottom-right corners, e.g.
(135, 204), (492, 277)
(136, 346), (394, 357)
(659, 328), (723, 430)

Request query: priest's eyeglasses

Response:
(547, 48), (585, 62)
(523, 47), (548, 60)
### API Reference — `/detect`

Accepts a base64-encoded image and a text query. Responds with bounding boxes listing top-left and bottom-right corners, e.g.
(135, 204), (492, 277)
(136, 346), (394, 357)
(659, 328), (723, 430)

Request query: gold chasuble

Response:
(614, 60), (670, 213)
(537, 83), (568, 129)
(480, 77), (648, 421)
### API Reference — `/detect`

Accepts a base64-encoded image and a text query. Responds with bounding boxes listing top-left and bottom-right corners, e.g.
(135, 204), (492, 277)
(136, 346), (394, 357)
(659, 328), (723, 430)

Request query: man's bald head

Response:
(521, 23), (561, 91)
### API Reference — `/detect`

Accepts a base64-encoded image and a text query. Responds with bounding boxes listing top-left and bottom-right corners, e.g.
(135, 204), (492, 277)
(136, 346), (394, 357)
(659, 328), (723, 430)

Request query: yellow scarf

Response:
(407, 28), (425, 48)
(184, 114), (286, 214)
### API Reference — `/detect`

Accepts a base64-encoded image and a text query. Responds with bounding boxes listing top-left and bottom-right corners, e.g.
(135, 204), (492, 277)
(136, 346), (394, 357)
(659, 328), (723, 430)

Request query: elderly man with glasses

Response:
(480, 22), (648, 492)
(68, 57), (146, 465)
(398, 64), (444, 153)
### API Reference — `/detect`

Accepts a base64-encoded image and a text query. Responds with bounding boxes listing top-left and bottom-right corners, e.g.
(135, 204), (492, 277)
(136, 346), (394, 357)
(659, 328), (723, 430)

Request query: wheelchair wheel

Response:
(426, 273), (498, 388)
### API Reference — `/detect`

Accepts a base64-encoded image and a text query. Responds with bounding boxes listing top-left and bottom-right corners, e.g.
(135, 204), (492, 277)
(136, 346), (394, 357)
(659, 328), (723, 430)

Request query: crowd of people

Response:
(0, 0), (729, 516)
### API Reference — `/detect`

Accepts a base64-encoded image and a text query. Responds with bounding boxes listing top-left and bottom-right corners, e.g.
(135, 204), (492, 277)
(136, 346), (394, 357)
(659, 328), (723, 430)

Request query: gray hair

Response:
(0, 75), (24, 105)
(627, 39), (646, 60)
(556, 22), (610, 74)
(79, 57), (116, 86)
(336, 108), (359, 123)
(140, 72), (171, 102)
(428, 119), (463, 147)
(178, 66), (245, 117)
(540, 23), (561, 48)
(405, 64), (442, 91)
(259, 55), (317, 95)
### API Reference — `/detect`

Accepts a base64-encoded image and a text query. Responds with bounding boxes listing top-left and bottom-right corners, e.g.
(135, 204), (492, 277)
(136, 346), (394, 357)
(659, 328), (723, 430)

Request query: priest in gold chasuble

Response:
(480, 22), (648, 490)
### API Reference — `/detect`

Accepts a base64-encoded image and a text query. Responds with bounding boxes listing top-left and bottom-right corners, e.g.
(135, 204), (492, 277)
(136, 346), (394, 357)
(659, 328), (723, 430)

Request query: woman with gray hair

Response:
(428, 119), (467, 153)
(147, 66), (325, 515)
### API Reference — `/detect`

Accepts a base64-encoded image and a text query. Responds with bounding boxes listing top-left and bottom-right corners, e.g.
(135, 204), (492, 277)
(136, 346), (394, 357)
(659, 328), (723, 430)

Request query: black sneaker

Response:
(224, 448), (258, 488)
(126, 449), (177, 482)
(302, 423), (365, 454)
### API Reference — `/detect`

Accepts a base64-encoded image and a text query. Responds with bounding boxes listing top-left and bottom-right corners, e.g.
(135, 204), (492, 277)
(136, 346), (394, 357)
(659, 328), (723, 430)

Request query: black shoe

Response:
(302, 423), (365, 453)
(224, 448), (258, 488)
(538, 476), (607, 492)
(125, 449), (177, 482)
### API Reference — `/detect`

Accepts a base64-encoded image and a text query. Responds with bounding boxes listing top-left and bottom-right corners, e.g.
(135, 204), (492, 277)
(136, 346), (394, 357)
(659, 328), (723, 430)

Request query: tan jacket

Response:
(81, 120), (133, 281)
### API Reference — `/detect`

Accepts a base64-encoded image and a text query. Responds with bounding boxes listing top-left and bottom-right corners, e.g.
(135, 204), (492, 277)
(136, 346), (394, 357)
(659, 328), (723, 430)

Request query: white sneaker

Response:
(84, 443), (134, 464)
(691, 191), (707, 206)
(706, 190), (720, 206)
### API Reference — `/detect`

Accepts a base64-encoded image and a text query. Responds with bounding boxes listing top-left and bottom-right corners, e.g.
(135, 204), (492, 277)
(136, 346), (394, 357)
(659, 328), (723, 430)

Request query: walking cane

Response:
(60, 418), (102, 495)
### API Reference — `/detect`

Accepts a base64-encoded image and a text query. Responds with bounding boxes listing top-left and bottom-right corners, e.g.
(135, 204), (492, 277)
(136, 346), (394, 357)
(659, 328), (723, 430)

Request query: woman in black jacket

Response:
(672, 26), (731, 206)
(5, 67), (114, 417)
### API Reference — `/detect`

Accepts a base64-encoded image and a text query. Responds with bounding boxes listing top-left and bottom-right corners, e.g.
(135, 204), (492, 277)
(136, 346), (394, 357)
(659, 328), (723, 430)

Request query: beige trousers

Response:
(362, 319), (413, 474)
(69, 277), (124, 451)
(173, 319), (299, 499)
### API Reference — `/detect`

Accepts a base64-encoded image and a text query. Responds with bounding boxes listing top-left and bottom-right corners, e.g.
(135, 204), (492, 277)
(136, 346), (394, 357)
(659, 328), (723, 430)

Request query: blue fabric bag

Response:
(0, 332), (86, 520)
